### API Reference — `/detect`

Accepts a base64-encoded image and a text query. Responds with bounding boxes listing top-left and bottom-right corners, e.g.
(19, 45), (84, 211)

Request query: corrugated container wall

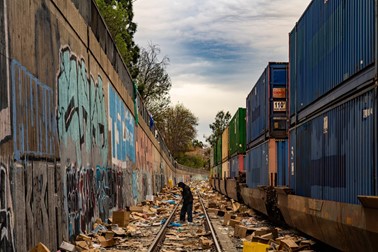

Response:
(229, 108), (247, 156)
(247, 63), (288, 147)
(290, 88), (377, 204)
(222, 127), (229, 162)
(216, 137), (222, 166)
(246, 139), (288, 188)
(230, 154), (245, 178)
(290, 0), (375, 117)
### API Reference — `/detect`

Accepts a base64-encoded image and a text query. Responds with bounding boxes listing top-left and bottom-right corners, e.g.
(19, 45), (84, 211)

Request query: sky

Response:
(133, 0), (312, 144)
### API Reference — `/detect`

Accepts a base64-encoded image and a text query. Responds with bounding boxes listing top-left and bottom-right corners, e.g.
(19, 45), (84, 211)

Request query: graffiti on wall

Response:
(66, 164), (95, 240)
(25, 161), (60, 248)
(65, 163), (126, 239)
(0, 162), (14, 251)
(96, 166), (121, 220)
(0, 0), (11, 143)
(108, 85), (136, 166)
(57, 47), (108, 167)
(136, 127), (153, 173)
(11, 60), (57, 160)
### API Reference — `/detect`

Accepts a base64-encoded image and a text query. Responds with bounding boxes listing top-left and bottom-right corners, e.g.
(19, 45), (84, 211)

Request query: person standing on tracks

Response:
(178, 182), (193, 223)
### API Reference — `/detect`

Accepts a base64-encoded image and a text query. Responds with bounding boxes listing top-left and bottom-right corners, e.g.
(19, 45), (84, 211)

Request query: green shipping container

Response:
(216, 137), (222, 165)
(229, 108), (246, 156)
(212, 145), (217, 167)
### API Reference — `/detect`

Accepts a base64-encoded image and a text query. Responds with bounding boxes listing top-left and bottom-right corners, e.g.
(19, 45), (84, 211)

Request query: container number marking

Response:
(273, 101), (286, 111)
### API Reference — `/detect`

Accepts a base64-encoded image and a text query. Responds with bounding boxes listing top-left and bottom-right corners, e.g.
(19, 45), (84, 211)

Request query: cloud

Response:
(134, 0), (312, 142)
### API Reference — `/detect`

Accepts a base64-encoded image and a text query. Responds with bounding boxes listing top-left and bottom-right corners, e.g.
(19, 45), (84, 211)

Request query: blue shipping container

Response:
(290, 0), (375, 117)
(246, 63), (288, 147)
(230, 154), (245, 178)
(290, 88), (377, 204)
(246, 139), (288, 188)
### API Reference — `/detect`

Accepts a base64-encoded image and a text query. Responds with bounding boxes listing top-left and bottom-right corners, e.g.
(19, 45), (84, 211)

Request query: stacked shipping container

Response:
(245, 63), (289, 187)
(229, 108), (247, 178)
(210, 0), (378, 249)
(289, 0), (375, 121)
(247, 63), (288, 148)
(278, 1), (378, 249)
(221, 127), (230, 178)
(289, 0), (377, 204)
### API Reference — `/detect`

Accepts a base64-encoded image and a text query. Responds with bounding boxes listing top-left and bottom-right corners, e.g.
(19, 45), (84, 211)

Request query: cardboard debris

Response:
(199, 236), (213, 249)
(98, 236), (115, 248)
(59, 241), (76, 252)
(130, 205), (144, 213)
(234, 225), (255, 238)
(232, 200), (241, 212)
(30, 242), (50, 252)
(75, 241), (90, 250)
(112, 210), (130, 227)
(229, 218), (241, 228)
(279, 239), (300, 251)
(223, 212), (232, 226)
(111, 226), (126, 236)
(76, 234), (91, 242)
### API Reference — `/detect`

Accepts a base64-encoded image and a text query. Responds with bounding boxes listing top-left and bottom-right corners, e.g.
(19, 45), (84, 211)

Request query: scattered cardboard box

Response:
(229, 219), (241, 228)
(222, 212), (233, 226)
(112, 210), (130, 227)
(279, 239), (300, 251)
(234, 225), (255, 238)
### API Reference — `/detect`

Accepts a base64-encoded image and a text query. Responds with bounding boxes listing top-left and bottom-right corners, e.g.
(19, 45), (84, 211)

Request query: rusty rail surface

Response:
(199, 195), (222, 252)
(147, 194), (222, 252)
(147, 201), (181, 252)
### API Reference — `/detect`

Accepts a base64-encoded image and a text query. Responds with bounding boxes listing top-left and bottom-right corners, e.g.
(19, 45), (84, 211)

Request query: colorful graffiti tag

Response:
(108, 85), (136, 166)
(0, 162), (15, 251)
(57, 47), (108, 167)
(11, 60), (57, 161)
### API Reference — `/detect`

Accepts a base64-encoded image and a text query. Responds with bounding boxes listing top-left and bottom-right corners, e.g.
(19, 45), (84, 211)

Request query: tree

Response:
(192, 139), (204, 149)
(136, 43), (171, 111)
(96, 0), (140, 78)
(159, 104), (198, 158)
(206, 111), (231, 146)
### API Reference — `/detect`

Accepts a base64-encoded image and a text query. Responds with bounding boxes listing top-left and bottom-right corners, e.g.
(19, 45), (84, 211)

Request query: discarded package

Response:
(30, 242), (50, 252)
(112, 210), (130, 227)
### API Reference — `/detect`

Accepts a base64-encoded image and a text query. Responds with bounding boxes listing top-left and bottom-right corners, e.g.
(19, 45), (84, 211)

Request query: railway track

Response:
(148, 193), (222, 252)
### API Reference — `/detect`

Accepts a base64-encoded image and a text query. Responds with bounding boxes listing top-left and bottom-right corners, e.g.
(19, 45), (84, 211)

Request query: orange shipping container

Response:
(222, 127), (229, 162)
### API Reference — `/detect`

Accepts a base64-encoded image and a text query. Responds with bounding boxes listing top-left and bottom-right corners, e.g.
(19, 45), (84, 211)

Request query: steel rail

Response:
(147, 201), (180, 252)
(199, 194), (223, 252)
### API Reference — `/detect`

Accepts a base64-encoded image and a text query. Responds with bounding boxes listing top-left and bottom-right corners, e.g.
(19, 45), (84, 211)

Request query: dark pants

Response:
(180, 202), (193, 222)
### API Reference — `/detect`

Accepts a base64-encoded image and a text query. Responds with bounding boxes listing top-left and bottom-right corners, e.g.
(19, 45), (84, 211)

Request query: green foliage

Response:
(158, 104), (198, 158)
(96, 0), (140, 78)
(176, 153), (206, 168)
(206, 111), (231, 147)
(192, 139), (204, 149)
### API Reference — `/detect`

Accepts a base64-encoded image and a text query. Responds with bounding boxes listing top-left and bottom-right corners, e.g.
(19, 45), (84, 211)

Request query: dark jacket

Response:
(178, 182), (193, 204)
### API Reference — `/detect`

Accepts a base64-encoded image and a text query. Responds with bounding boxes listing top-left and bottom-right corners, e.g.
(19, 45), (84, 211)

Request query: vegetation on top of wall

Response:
(95, 0), (140, 79)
